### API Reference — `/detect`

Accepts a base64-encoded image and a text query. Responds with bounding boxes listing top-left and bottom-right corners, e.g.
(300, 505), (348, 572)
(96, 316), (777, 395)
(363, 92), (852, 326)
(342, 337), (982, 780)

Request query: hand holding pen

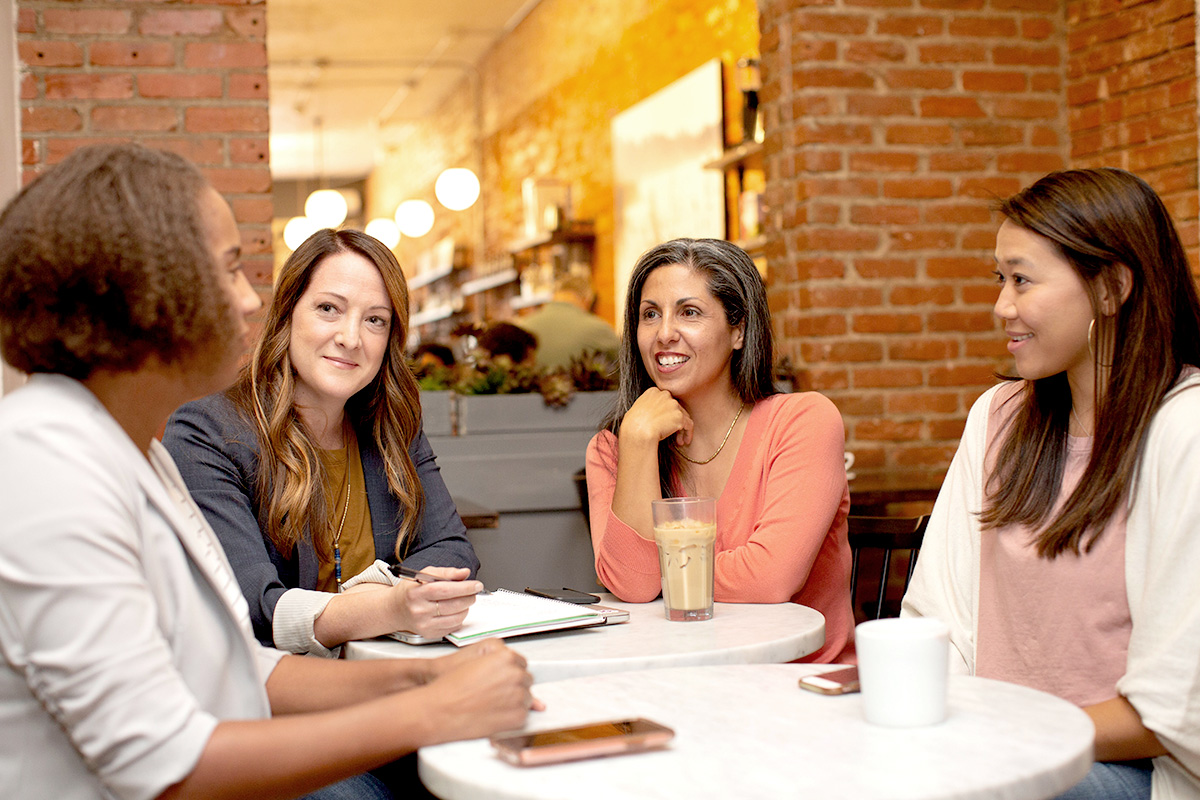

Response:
(388, 564), (486, 635)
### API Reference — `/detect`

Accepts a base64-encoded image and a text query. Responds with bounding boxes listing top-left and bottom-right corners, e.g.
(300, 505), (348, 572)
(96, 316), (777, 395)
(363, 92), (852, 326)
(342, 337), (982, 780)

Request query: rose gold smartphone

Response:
(798, 666), (860, 695)
(490, 718), (675, 766)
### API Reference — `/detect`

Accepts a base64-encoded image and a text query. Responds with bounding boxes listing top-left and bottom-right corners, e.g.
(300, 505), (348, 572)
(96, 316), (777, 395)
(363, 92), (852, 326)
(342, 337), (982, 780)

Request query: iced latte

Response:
(650, 497), (717, 622)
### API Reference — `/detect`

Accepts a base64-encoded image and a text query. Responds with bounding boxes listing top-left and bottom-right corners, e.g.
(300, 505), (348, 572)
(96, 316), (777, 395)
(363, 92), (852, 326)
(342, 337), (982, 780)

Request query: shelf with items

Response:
(407, 235), (469, 341)
(705, 140), (767, 271)
(508, 221), (595, 312)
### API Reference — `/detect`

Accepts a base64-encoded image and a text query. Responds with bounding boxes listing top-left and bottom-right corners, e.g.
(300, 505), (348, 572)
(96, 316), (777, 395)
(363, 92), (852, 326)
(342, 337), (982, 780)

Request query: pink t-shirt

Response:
(975, 383), (1131, 706)
(585, 392), (855, 663)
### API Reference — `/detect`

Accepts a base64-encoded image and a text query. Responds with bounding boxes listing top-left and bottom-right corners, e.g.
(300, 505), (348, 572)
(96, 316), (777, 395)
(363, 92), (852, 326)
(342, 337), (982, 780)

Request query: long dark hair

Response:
(982, 168), (1200, 556)
(228, 229), (424, 561)
(601, 238), (778, 497)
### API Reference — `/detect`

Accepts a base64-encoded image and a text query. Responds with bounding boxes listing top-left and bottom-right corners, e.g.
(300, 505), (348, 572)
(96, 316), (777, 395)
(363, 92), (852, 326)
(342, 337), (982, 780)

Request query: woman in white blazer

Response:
(0, 144), (536, 800)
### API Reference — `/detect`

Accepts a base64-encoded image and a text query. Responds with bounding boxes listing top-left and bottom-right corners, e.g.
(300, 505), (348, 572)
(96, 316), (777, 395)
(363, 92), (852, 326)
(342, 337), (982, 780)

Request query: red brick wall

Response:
(1067, 0), (1198, 259)
(16, 0), (274, 289)
(758, 0), (1069, 482)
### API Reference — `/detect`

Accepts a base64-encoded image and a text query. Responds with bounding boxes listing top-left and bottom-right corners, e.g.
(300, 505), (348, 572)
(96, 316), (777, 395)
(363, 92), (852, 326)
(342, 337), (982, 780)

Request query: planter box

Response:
(418, 390), (454, 437)
(454, 391), (616, 435)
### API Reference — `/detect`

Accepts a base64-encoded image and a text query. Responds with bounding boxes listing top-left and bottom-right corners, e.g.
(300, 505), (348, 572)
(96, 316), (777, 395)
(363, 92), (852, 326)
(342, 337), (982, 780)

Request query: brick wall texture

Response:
(759, 0), (1197, 482)
(16, 0), (274, 290)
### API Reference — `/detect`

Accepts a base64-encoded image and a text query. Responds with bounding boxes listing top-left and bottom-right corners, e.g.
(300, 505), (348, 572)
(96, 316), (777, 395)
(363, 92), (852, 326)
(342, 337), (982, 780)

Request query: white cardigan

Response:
(0, 376), (285, 800)
(902, 373), (1200, 799)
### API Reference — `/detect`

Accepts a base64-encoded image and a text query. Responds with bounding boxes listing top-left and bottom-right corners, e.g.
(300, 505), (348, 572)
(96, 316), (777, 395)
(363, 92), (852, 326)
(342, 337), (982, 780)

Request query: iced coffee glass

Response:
(651, 497), (717, 622)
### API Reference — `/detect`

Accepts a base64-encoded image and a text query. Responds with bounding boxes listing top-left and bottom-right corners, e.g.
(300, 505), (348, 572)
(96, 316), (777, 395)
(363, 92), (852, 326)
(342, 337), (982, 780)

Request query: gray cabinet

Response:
(422, 391), (617, 591)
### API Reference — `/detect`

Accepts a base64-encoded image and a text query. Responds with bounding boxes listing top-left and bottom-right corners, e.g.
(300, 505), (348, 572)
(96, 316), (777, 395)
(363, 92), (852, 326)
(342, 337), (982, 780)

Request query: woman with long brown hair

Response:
(164, 229), (480, 656)
(902, 168), (1200, 799)
(0, 143), (535, 800)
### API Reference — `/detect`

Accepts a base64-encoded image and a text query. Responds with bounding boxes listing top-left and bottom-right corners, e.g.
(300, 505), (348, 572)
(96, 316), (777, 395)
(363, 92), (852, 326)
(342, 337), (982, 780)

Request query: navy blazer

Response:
(163, 391), (479, 647)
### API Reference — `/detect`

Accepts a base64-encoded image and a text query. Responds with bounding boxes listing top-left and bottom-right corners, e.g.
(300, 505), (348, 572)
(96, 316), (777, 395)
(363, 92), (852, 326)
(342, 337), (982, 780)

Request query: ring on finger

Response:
(435, 600), (442, 617)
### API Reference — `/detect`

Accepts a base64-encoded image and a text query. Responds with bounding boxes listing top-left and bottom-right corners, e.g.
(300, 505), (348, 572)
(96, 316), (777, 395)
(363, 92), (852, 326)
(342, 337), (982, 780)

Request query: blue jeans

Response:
(301, 772), (393, 800)
(300, 753), (434, 800)
(1054, 761), (1153, 800)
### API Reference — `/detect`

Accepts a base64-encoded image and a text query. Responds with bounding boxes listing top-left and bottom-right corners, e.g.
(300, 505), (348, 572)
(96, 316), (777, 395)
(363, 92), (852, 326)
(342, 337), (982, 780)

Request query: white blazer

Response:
(0, 375), (285, 800)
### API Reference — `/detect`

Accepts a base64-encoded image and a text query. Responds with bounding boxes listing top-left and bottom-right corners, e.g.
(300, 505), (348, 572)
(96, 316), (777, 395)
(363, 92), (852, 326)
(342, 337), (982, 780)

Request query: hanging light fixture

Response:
(304, 188), (349, 229)
(365, 217), (401, 249)
(394, 199), (435, 238)
(434, 167), (481, 211)
(283, 215), (319, 251)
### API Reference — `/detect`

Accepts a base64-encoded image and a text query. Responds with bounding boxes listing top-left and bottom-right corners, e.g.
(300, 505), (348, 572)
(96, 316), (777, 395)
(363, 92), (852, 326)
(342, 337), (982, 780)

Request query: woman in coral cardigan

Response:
(586, 238), (854, 662)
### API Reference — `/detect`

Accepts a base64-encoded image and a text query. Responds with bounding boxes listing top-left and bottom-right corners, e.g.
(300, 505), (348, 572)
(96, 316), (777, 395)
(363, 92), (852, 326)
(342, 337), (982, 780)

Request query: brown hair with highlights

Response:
(228, 229), (424, 561)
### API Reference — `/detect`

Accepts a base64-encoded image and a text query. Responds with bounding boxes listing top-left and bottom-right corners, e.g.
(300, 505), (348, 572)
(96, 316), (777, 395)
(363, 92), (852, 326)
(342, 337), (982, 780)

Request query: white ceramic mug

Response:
(855, 617), (950, 727)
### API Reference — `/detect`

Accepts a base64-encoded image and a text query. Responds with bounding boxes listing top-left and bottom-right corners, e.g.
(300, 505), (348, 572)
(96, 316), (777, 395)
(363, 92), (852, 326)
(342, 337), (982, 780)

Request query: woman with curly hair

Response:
(902, 168), (1200, 799)
(164, 229), (480, 657)
(586, 238), (854, 663)
(0, 143), (535, 800)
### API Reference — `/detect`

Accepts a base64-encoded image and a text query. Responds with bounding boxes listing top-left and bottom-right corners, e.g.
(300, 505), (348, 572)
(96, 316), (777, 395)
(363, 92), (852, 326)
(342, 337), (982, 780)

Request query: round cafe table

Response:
(418, 664), (1094, 800)
(344, 594), (825, 683)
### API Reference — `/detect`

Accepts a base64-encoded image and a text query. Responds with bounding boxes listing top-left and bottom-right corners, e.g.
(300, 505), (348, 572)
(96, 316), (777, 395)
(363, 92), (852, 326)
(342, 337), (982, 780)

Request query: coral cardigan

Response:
(586, 392), (855, 663)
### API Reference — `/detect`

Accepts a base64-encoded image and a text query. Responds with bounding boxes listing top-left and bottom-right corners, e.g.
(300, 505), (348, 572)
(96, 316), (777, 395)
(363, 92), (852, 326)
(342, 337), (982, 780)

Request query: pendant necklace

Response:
(1070, 406), (1093, 438)
(332, 466), (350, 591)
(679, 403), (746, 465)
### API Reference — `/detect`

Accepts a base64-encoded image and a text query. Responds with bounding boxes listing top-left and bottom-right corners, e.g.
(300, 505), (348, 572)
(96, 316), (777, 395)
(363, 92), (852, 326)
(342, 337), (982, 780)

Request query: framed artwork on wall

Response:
(611, 59), (725, 330)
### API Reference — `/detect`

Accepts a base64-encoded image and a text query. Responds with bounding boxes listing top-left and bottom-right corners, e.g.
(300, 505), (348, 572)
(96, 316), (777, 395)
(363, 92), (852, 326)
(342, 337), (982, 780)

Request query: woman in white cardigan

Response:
(0, 144), (536, 800)
(902, 168), (1200, 800)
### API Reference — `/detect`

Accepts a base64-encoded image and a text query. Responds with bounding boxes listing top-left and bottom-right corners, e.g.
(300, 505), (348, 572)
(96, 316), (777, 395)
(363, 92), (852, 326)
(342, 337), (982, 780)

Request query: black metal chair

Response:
(848, 514), (929, 621)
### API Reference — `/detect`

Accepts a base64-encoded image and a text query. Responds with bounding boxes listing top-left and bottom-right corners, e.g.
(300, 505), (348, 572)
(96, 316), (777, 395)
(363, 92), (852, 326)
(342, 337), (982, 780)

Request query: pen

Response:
(390, 564), (490, 594)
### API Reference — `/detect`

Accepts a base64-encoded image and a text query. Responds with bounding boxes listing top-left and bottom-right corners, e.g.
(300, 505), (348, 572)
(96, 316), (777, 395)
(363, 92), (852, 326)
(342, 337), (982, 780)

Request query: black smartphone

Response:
(525, 587), (601, 604)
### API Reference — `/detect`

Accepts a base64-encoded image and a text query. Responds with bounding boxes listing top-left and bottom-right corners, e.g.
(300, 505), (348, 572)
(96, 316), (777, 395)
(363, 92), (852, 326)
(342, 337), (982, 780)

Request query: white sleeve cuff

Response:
(271, 588), (340, 658)
(341, 559), (400, 590)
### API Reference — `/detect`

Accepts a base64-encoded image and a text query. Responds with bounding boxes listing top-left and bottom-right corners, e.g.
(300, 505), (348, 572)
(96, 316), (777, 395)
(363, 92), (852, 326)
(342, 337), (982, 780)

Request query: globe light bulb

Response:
(364, 217), (401, 249)
(304, 189), (349, 228)
(434, 167), (481, 211)
(283, 216), (319, 251)
(394, 199), (435, 238)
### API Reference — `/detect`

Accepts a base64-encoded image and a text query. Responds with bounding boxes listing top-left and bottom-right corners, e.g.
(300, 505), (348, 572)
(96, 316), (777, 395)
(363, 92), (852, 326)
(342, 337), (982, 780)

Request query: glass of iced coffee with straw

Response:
(651, 497), (716, 621)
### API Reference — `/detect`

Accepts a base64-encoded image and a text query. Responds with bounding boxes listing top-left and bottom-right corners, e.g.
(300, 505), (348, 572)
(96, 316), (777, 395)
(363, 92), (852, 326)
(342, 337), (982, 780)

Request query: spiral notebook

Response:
(444, 589), (609, 646)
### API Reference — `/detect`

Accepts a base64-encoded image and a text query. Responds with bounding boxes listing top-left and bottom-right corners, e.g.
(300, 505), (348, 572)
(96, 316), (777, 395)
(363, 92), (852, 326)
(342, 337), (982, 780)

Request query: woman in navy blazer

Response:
(165, 229), (481, 657)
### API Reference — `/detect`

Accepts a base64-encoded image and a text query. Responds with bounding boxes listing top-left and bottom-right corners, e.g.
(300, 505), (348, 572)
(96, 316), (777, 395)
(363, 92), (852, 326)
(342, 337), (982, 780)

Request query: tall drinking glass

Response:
(651, 497), (717, 622)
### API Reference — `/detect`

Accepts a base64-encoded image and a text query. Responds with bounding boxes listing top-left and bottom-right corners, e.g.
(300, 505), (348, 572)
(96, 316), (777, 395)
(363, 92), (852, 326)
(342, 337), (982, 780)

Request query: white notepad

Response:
(444, 589), (607, 646)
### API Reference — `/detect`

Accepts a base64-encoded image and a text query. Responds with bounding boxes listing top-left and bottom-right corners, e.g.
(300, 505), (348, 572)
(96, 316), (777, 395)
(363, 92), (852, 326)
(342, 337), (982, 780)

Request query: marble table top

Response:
(345, 595), (825, 684)
(419, 664), (1094, 800)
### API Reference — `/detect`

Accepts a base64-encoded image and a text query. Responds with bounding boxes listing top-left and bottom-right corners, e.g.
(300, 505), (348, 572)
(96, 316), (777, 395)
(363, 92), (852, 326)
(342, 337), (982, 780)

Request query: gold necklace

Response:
(332, 467), (350, 590)
(679, 403), (745, 465)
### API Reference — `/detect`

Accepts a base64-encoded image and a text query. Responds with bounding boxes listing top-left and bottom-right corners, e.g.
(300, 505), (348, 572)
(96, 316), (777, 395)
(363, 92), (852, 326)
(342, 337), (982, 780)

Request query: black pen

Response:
(390, 564), (490, 594)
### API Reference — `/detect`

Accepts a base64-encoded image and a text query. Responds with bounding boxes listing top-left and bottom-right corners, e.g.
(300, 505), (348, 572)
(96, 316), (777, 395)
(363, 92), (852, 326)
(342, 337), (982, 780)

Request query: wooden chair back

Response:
(848, 515), (929, 621)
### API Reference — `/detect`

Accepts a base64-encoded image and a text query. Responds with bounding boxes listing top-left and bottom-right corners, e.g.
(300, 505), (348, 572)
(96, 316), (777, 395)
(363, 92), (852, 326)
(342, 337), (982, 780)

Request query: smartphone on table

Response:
(798, 666), (860, 695)
(525, 587), (601, 604)
(490, 718), (674, 766)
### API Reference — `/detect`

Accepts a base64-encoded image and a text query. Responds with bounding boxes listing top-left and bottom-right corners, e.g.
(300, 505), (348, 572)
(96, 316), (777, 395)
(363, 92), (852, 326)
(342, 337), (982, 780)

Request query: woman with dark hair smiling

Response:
(586, 238), (854, 663)
(0, 143), (535, 800)
(165, 229), (480, 657)
(903, 168), (1200, 799)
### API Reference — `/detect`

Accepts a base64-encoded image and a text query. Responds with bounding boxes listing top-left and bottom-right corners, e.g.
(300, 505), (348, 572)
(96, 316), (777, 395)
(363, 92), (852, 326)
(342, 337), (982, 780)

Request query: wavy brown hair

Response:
(228, 229), (424, 561)
(0, 144), (236, 379)
(982, 168), (1200, 557)
(601, 238), (778, 497)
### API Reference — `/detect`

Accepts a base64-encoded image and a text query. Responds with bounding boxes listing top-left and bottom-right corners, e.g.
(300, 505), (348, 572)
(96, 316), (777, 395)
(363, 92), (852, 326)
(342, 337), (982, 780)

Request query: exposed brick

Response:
(855, 419), (923, 440)
(230, 72), (269, 100)
(928, 311), (997, 333)
(45, 73), (133, 100)
(20, 74), (36, 100)
(17, 8), (36, 33)
(962, 71), (1028, 93)
(928, 256), (992, 278)
(850, 204), (921, 225)
(231, 196), (276, 225)
(948, 16), (1018, 37)
(885, 124), (954, 145)
(793, 67), (875, 90)
(889, 286), (955, 305)
(90, 41), (175, 67)
(227, 8), (267, 40)
(140, 9), (223, 37)
(876, 15), (945, 37)
(203, 167), (272, 194)
(845, 41), (907, 63)
(852, 313), (923, 333)
(993, 45), (1062, 67)
(846, 94), (914, 116)
(801, 339), (884, 362)
(918, 43), (988, 64)
(884, 69), (955, 91)
(853, 367), (924, 389)
(141, 137), (225, 166)
(186, 106), (270, 133)
(21, 138), (37, 165)
(848, 151), (918, 172)
(230, 136), (269, 164)
(887, 390), (960, 414)
(929, 364), (1000, 386)
(138, 73), (223, 99)
(882, 178), (953, 199)
(43, 8), (131, 35)
(92, 106), (178, 132)
(854, 258), (917, 279)
(44, 136), (127, 165)
(184, 42), (267, 69)
(919, 97), (987, 118)
(785, 314), (848, 337)
(21, 106), (82, 133)
(19, 40), (83, 67)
